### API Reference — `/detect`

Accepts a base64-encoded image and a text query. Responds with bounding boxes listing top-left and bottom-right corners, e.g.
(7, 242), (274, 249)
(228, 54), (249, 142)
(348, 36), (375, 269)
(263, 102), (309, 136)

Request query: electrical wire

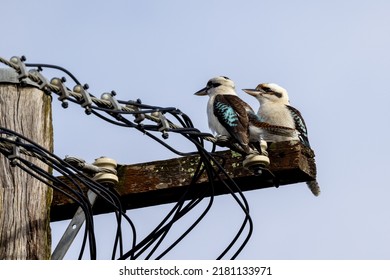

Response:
(0, 56), (279, 259)
(0, 127), (136, 260)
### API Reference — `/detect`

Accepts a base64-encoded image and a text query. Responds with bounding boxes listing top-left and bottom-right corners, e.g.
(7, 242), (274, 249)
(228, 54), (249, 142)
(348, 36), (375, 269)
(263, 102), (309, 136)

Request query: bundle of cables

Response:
(0, 56), (277, 259)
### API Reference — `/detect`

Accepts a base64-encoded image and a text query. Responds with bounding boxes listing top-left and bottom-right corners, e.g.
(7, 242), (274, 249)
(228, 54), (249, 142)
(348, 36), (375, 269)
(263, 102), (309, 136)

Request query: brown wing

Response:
(213, 95), (250, 152)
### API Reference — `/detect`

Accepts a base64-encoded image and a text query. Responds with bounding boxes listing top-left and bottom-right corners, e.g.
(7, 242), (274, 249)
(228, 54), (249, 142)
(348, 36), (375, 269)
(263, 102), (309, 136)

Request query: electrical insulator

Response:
(92, 157), (118, 186)
(242, 140), (270, 175)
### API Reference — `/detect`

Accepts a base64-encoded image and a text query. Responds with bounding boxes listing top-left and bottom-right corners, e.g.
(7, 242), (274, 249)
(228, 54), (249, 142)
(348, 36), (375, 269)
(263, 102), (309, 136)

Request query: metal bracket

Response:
(7, 137), (20, 167)
(10, 56), (28, 81)
(51, 157), (118, 260)
(29, 69), (50, 94)
(73, 84), (93, 114)
(101, 91), (122, 111)
(51, 190), (98, 260)
(51, 77), (69, 108)
(126, 99), (145, 124)
(156, 111), (170, 139)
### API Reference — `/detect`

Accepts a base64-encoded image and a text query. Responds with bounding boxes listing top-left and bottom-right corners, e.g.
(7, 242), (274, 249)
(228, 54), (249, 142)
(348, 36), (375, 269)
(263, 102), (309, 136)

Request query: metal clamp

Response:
(10, 56), (28, 81)
(51, 77), (69, 108)
(127, 99), (145, 124)
(7, 137), (21, 167)
(73, 84), (93, 114)
(101, 91), (122, 111)
(134, 113), (145, 123)
(29, 69), (50, 94)
(156, 111), (170, 139)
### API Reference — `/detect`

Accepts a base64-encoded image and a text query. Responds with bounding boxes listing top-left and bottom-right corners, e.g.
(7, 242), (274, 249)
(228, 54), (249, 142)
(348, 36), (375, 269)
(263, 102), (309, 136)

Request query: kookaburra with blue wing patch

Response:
(242, 83), (321, 196)
(194, 76), (255, 154)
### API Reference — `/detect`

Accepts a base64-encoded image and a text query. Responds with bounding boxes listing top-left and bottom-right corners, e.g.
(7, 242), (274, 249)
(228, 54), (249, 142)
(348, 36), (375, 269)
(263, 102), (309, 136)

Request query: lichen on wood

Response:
(51, 141), (317, 222)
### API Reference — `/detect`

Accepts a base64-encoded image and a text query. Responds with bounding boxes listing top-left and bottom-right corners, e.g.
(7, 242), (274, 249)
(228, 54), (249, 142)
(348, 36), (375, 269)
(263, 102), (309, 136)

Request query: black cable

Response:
(25, 63), (82, 85)
(155, 152), (215, 259)
(145, 153), (210, 259)
(2, 108), (253, 260)
(182, 134), (254, 259)
(119, 156), (209, 260)
(91, 109), (199, 157)
(0, 128), (137, 260)
(13, 157), (97, 259)
(0, 60), (278, 259)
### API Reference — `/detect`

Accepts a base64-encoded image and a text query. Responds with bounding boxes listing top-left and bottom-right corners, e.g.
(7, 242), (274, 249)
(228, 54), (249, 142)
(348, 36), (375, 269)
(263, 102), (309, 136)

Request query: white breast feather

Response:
(258, 103), (298, 142)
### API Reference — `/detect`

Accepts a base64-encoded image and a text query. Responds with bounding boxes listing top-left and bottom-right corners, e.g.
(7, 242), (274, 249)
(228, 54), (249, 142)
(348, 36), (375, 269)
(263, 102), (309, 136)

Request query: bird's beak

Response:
(242, 88), (263, 96)
(194, 87), (208, 96)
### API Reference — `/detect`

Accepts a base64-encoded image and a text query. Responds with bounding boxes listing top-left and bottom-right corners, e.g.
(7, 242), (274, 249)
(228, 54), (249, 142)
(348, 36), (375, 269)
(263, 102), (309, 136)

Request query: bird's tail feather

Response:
(306, 180), (321, 196)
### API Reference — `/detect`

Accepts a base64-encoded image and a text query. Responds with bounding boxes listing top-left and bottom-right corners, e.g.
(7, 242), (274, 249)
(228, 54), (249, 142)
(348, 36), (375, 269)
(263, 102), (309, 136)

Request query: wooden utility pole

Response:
(0, 69), (53, 259)
(0, 63), (318, 260)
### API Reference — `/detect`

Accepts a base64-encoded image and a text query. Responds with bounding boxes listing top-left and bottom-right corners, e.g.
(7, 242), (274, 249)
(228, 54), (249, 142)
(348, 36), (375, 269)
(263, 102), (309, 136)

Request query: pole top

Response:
(0, 68), (39, 88)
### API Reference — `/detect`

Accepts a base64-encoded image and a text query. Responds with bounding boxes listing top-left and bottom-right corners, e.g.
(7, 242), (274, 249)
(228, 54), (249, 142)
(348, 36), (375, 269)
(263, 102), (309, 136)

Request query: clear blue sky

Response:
(2, 0), (390, 259)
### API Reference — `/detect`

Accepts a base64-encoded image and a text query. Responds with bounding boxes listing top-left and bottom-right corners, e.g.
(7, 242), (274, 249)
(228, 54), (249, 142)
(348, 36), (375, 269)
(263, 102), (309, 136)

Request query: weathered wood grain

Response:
(51, 141), (317, 221)
(0, 74), (53, 259)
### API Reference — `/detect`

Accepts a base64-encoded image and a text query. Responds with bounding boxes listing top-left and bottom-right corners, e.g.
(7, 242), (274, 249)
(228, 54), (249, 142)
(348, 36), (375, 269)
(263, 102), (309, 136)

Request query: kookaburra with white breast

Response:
(194, 76), (288, 156)
(194, 76), (257, 154)
(242, 83), (321, 196)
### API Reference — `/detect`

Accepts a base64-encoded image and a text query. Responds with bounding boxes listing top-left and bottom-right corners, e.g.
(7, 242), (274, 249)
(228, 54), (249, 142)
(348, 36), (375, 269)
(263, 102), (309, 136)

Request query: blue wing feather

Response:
(214, 101), (239, 127)
(213, 95), (250, 151)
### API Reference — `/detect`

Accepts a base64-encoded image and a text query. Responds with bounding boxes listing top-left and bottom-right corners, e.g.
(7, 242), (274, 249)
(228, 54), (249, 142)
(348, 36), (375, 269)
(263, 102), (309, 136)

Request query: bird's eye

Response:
(207, 81), (212, 87)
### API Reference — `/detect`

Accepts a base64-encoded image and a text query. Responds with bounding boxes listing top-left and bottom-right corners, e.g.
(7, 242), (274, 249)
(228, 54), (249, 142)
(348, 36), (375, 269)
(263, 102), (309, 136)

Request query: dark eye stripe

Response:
(273, 91), (283, 98)
(262, 86), (283, 98)
(263, 87), (272, 92)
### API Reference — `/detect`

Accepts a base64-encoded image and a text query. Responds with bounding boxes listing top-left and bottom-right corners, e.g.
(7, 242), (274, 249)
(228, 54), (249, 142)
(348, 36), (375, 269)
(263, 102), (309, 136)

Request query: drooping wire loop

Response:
(0, 56), (279, 259)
